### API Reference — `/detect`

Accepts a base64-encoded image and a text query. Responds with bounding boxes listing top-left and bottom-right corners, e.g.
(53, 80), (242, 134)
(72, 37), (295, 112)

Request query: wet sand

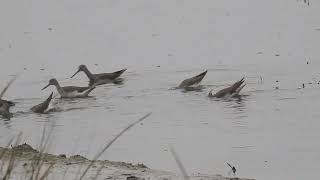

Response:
(0, 144), (253, 180)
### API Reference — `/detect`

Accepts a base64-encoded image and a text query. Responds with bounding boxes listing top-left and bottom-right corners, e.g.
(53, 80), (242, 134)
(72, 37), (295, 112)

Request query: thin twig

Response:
(2, 132), (22, 180)
(0, 74), (18, 99)
(0, 136), (16, 178)
(169, 146), (189, 180)
(34, 120), (55, 180)
(39, 163), (55, 180)
(28, 118), (55, 180)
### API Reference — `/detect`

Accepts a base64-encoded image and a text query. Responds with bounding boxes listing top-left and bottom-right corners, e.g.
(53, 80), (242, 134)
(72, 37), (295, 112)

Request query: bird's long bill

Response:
(42, 84), (50, 90)
(71, 70), (80, 78)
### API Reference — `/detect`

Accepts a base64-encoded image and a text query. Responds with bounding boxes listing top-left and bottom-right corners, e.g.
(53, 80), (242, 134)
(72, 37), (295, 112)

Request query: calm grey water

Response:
(1, 0), (320, 179)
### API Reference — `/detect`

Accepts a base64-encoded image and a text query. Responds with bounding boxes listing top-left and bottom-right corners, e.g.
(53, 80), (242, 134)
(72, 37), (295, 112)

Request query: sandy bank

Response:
(0, 144), (254, 180)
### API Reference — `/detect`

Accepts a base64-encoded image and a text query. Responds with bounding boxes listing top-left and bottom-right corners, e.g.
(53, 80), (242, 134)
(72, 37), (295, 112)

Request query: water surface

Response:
(1, 1), (320, 180)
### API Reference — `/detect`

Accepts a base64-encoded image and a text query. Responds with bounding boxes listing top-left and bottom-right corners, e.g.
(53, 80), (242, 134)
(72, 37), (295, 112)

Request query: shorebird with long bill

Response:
(42, 78), (96, 98)
(71, 64), (127, 86)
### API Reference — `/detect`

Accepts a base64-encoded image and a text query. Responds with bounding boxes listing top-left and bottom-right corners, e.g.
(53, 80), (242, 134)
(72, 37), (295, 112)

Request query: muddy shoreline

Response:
(0, 144), (254, 180)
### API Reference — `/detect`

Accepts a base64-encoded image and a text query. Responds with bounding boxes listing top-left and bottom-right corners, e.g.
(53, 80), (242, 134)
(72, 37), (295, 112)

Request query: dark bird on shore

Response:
(31, 92), (54, 113)
(42, 78), (96, 98)
(227, 162), (236, 175)
(178, 70), (207, 89)
(71, 64), (127, 86)
(209, 78), (246, 98)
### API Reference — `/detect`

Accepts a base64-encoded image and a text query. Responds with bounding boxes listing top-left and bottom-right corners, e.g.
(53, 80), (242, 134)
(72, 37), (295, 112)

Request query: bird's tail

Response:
(113, 68), (127, 77)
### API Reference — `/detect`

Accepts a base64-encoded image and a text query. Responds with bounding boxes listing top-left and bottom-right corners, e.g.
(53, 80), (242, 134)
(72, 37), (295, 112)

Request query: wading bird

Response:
(209, 78), (246, 98)
(42, 78), (96, 98)
(71, 64), (127, 86)
(178, 70), (207, 89)
(31, 92), (54, 113)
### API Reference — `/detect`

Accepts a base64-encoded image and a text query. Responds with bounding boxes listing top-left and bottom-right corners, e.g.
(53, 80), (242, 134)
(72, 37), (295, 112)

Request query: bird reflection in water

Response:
(217, 95), (248, 114)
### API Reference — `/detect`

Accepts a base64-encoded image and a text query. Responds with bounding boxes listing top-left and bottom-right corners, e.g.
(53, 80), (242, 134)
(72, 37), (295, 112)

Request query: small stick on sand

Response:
(169, 146), (190, 180)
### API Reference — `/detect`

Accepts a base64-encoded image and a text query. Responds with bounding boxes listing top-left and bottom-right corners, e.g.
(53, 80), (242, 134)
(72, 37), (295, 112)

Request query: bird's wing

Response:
(97, 68), (127, 80)
(213, 86), (233, 98)
(63, 86), (90, 93)
(179, 70), (207, 88)
(96, 73), (115, 79)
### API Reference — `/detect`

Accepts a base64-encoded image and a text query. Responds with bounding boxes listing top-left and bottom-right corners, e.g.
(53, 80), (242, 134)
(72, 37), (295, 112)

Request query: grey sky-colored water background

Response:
(1, 0), (320, 179)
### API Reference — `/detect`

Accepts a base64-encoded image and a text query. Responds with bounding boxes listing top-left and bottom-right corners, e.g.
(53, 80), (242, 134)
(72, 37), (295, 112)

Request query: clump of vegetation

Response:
(0, 113), (152, 180)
